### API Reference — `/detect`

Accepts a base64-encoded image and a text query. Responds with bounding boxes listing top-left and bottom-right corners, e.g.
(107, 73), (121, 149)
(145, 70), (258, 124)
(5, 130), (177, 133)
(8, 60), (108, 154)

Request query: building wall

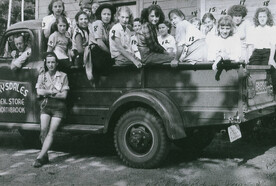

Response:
(37, 0), (197, 21)
(37, 0), (276, 23)
(203, 0), (276, 23)
(140, 0), (198, 20)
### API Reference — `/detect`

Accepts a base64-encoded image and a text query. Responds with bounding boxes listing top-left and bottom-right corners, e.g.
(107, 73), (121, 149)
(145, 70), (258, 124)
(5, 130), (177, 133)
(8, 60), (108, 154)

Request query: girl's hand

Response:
(212, 62), (218, 71)
(136, 62), (143, 69)
(133, 60), (142, 68)
(171, 59), (179, 67)
(132, 59), (143, 69)
(269, 58), (276, 69)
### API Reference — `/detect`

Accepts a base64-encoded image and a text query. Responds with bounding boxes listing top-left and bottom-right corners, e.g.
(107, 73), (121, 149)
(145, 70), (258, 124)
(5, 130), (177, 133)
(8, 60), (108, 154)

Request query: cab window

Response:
(0, 32), (31, 58)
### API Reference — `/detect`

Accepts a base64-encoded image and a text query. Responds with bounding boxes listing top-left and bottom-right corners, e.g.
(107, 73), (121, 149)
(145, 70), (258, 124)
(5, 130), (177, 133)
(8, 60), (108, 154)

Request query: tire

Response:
(114, 107), (170, 168)
(173, 128), (215, 154)
(18, 129), (41, 148)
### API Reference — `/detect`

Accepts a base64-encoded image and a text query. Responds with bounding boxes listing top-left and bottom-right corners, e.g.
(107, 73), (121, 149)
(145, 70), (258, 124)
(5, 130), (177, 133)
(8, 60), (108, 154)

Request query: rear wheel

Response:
(114, 107), (170, 168)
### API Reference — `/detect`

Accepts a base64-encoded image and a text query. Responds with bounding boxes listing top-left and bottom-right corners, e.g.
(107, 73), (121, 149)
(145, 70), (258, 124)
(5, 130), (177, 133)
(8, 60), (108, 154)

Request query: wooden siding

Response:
(37, 0), (198, 20)
(37, 0), (138, 20)
(204, 0), (276, 24)
(141, 0), (198, 20)
(37, 0), (276, 24)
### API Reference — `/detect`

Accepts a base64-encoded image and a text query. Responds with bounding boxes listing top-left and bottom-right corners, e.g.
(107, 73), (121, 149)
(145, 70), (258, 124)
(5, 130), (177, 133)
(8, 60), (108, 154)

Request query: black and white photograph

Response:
(0, 0), (276, 185)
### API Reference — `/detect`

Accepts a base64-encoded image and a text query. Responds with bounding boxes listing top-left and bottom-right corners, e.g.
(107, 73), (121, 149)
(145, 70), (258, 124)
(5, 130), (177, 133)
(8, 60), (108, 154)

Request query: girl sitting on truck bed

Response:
(169, 9), (207, 67)
(109, 6), (142, 68)
(42, 0), (72, 39)
(247, 7), (276, 68)
(206, 15), (241, 71)
(136, 4), (174, 64)
(47, 16), (73, 73)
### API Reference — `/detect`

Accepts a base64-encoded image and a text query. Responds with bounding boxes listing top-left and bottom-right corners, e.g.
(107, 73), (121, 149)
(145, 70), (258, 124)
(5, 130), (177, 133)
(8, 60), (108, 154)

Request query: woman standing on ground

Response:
(33, 52), (69, 168)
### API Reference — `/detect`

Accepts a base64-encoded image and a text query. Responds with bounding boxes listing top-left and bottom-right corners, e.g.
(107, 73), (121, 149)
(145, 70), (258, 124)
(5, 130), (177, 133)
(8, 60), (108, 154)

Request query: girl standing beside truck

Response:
(33, 52), (69, 168)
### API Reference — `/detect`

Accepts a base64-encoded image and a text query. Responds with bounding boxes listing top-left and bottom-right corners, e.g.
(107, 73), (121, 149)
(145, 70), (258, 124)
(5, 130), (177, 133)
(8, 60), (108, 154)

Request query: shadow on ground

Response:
(164, 127), (276, 168)
(0, 127), (276, 168)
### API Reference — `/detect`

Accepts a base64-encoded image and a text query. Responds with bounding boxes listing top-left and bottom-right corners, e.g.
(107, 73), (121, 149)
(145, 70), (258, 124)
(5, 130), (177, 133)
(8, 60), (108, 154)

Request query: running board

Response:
(0, 123), (104, 134)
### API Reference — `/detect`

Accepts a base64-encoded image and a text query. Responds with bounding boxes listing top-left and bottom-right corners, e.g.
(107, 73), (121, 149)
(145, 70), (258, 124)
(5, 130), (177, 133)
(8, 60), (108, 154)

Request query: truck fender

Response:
(104, 89), (186, 140)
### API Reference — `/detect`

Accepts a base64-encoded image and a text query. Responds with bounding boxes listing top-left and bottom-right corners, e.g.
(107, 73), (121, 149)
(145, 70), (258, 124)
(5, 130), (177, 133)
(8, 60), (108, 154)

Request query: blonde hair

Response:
(115, 6), (134, 24)
(217, 15), (235, 37)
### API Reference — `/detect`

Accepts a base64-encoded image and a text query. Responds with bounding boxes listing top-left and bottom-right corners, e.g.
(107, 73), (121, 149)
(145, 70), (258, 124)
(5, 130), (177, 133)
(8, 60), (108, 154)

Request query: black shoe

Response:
(33, 156), (49, 168)
(44, 154), (49, 163)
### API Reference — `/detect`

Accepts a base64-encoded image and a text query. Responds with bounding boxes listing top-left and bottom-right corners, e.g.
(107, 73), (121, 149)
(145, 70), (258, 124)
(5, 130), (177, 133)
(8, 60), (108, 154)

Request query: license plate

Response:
(228, 124), (242, 142)
(255, 80), (267, 94)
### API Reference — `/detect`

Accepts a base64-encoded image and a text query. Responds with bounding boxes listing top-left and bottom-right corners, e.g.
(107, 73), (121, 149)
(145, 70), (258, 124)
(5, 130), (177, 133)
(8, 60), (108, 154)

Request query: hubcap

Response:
(126, 124), (153, 155)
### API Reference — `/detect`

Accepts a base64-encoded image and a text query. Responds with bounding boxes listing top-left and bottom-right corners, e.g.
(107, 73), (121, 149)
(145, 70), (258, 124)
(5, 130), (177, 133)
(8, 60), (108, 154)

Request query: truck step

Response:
(61, 124), (104, 133)
(0, 123), (104, 134)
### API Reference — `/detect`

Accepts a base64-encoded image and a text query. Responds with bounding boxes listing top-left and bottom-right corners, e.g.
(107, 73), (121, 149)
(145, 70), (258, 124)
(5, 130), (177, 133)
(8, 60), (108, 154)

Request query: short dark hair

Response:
(13, 34), (24, 41)
(44, 51), (58, 61)
(140, 4), (165, 24)
(133, 18), (141, 23)
(168, 9), (185, 20)
(159, 20), (172, 33)
(43, 52), (58, 71)
(48, 0), (66, 16)
(202, 12), (216, 24)
(227, 5), (248, 18)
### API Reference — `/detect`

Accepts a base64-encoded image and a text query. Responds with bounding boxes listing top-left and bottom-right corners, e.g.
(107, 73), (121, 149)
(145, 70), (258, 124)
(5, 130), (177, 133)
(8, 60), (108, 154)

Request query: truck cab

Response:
(0, 20), (275, 168)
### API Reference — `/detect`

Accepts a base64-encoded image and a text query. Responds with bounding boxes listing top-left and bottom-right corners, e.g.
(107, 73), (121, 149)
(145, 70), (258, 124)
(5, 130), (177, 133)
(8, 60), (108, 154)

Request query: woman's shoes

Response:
(33, 155), (49, 168)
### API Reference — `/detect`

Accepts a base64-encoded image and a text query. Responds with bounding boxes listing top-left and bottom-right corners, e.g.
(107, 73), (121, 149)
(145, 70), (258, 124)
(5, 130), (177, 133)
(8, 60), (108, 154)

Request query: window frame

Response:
(0, 29), (35, 63)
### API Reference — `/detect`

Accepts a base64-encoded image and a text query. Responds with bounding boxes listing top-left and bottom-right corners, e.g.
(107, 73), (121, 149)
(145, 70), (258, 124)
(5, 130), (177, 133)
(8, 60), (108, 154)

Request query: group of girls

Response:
(135, 4), (276, 72)
(41, 0), (276, 74)
(189, 5), (276, 70)
(33, 1), (276, 168)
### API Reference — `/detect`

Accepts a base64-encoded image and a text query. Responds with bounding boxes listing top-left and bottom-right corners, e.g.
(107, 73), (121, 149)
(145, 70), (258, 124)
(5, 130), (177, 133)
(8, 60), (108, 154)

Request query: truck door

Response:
(0, 31), (37, 123)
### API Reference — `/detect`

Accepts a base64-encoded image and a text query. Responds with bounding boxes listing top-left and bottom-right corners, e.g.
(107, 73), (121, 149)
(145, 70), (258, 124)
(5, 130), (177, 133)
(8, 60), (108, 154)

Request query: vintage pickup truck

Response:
(0, 20), (275, 168)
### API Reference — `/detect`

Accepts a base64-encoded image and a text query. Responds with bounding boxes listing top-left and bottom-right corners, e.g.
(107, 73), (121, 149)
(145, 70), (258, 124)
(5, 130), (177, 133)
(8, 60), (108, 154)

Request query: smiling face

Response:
(46, 56), (58, 72)
(219, 25), (231, 39)
(169, 13), (183, 27)
(148, 10), (159, 25)
(101, 8), (112, 24)
(77, 14), (88, 28)
(118, 11), (129, 26)
(258, 11), (268, 26)
(158, 23), (169, 37)
(203, 17), (215, 32)
(52, 1), (63, 17)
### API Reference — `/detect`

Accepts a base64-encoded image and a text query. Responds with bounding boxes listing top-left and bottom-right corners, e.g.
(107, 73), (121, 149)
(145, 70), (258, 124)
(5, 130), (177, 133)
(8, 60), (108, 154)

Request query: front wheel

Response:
(114, 107), (169, 168)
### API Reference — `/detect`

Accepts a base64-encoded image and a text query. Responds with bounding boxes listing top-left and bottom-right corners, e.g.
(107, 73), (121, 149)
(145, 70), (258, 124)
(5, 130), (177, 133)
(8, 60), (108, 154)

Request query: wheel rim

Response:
(124, 122), (154, 157)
